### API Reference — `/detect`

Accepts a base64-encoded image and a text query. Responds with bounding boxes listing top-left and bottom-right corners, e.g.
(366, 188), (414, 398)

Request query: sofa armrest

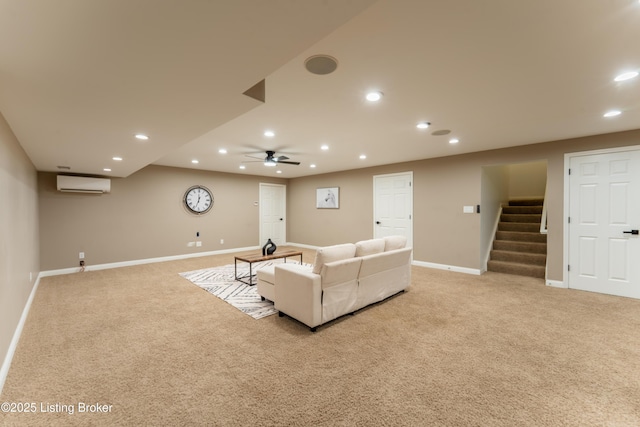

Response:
(274, 264), (322, 328)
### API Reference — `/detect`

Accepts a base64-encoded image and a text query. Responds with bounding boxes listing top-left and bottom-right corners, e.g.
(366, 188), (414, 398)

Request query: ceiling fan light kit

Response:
(245, 150), (301, 168)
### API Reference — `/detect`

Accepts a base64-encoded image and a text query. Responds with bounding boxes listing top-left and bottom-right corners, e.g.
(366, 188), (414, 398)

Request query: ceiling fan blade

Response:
(245, 154), (264, 160)
(275, 155), (290, 161)
(276, 160), (300, 165)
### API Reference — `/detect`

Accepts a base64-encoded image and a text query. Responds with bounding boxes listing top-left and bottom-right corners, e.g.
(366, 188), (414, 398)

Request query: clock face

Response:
(184, 185), (213, 214)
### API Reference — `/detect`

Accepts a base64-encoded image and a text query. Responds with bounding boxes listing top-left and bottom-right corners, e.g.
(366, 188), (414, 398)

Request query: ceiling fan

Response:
(245, 150), (300, 167)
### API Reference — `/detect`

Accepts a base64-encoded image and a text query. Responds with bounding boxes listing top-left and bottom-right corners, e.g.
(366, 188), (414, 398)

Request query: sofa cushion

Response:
(312, 243), (356, 274)
(384, 235), (407, 251)
(256, 264), (276, 284)
(355, 238), (385, 257)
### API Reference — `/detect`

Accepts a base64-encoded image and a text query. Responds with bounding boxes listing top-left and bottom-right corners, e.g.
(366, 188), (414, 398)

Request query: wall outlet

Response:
(79, 252), (85, 259)
(196, 241), (202, 247)
(220, 238), (224, 245)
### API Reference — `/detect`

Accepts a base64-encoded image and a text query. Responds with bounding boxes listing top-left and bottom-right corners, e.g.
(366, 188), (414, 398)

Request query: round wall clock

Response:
(183, 185), (213, 215)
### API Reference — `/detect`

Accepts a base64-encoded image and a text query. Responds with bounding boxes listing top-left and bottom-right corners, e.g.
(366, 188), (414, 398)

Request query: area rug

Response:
(179, 260), (309, 319)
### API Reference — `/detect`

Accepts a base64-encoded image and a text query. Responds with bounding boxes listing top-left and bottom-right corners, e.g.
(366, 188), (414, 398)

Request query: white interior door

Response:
(259, 183), (286, 247)
(373, 172), (413, 248)
(568, 148), (640, 298)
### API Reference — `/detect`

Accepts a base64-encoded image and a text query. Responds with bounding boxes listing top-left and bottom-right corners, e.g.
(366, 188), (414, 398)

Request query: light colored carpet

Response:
(179, 261), (282, 319)
(2, 246), (640, 426)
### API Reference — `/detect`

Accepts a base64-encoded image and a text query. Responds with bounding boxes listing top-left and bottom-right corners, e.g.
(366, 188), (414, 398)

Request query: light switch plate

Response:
(463, 206), (475, 213)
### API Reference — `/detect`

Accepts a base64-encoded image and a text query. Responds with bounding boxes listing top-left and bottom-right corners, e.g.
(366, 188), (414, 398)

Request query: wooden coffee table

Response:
(234, 250), (303, 285)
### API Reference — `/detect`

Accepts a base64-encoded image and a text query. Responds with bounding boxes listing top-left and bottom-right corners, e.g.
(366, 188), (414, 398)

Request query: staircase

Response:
(487, 199), (547, 279)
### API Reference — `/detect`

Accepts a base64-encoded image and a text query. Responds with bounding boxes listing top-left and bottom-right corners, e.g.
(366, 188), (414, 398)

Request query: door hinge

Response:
(568, 217), (571, 223)
(568, 168), (571, 175)
(409, 181), (412, 187)
(568, 265), (571, 272)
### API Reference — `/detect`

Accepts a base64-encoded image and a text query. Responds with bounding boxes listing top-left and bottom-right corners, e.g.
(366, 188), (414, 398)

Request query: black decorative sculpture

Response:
(262, 238), (277, 256)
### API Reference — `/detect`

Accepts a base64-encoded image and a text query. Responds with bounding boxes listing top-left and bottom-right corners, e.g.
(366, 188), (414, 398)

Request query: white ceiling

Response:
(2, 0), (639, 179)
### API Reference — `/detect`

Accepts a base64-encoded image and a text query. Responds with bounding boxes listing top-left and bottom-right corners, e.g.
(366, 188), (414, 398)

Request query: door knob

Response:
(376, 221), (381, 225)
(623, 229), (639, 235)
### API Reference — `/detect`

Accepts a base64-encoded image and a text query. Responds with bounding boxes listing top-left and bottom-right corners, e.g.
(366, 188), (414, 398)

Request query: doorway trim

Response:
(563, 144), (640, 289)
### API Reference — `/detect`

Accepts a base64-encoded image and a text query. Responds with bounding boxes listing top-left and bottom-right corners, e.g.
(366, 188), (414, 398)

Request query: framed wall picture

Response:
(317, 187), (339, 209)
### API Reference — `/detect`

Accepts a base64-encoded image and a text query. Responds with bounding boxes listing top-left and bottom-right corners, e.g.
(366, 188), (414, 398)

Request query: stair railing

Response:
(540, 182), (548, 234)
(483, 203), (504, 272)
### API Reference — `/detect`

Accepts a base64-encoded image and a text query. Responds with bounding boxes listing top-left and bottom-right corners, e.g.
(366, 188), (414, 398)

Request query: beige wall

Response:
(0, 112), (39, 379)
(288, 129), (640, 280)
(39, 166), (286, 271)
(508, 160), (547, 199)
(480, 164), (510, 267)
(36, 129), (640, 279)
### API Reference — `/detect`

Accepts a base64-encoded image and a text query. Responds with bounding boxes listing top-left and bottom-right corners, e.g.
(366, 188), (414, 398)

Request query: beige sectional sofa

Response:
(257, 236), (412, 331)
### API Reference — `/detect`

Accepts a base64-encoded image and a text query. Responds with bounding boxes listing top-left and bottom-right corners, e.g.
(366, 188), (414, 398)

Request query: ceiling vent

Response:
(57, 175), (111, 194)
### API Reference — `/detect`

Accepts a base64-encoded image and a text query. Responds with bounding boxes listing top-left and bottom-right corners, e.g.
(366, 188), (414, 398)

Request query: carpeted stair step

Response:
(508, 199), (545, 206)
(502, 205), (543, 215)
(493, 240), (547, 254)
(496, 230), (547, 243)
(498, 222), (540, 233)
(500, 213), (542, 223)
(490, 249), (546, 266)
(487, 260), (545, 279)
(488, 199), (546, 279)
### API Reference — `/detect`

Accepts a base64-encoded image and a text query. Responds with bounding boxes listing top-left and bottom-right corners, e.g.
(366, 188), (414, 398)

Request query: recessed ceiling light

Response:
(416, 122), (430, 129)
(276, 170), (282, 174)
(239, 165), (246, 170)
(614, 71), (638, 82)
(191, 159), (199, 164)
(264, 130), (275, 137)
(359, 154), (367, 160)
(449, 138), (459, 144)
(365, 91), (383, 102)
(134, 134), (149, 140)
(103, 168), (111, 172)
(603, 110), (622, 117)
(218, 148), (227, 154)
(112, 156), (123, 161)
(310, 164), (317, 168)
(321, 145), (329, 150)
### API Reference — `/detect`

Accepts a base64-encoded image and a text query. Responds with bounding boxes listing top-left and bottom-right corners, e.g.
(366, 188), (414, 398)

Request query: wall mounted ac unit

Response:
(57, 175), (111, 194)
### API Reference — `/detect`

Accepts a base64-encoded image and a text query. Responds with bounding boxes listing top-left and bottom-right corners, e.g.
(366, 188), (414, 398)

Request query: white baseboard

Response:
(0, 275), (41, 397)
(285, 242), (320, 250)
(40, 246), (260, 277)
(546, 279), (567, 288)
(412, 260), (482, 275)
